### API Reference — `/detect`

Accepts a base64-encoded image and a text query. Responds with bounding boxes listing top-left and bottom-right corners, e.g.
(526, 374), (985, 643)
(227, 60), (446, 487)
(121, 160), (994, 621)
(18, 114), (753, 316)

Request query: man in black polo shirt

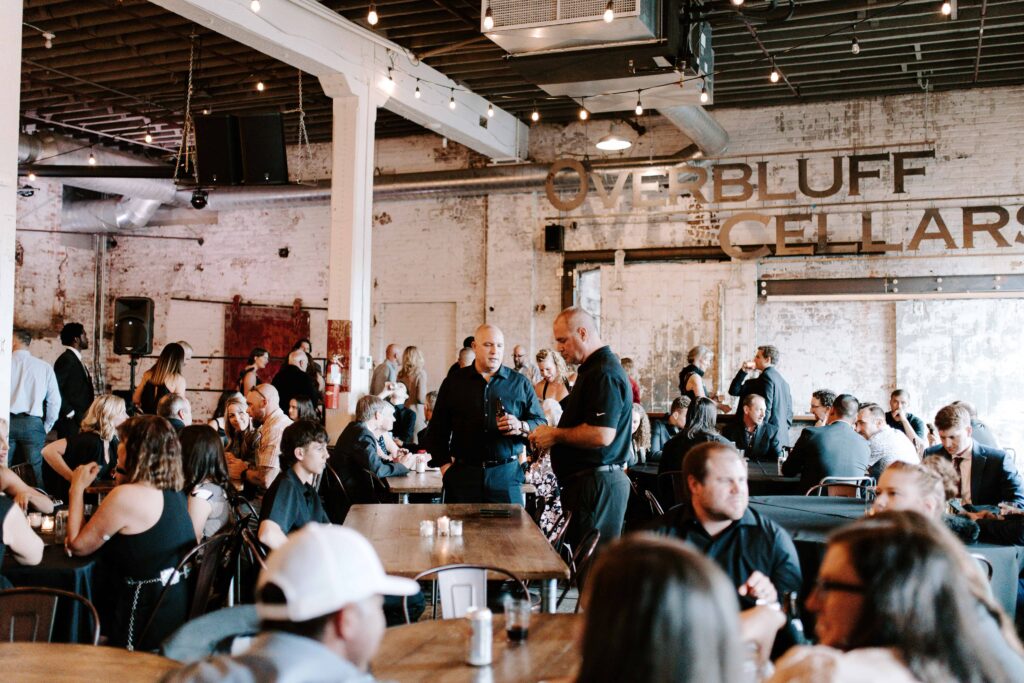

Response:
(647, 442), (801, 604)
(258, 419), (330, 549)
(530, 307), (632, 546)
(430, 324), (545, 504)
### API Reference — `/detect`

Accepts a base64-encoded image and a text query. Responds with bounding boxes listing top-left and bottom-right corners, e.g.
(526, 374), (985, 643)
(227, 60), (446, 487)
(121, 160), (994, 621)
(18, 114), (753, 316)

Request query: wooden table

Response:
(345, 504), (569, 612)
(84, 481), (117, 503)
(387, 471), (536, 504)
(372, 613), (580, 683)
(0, 642), (179, 682)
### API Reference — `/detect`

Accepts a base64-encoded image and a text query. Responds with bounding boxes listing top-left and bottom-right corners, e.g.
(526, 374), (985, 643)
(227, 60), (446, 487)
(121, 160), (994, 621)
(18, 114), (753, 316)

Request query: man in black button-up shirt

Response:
(429, 324), (545, 504)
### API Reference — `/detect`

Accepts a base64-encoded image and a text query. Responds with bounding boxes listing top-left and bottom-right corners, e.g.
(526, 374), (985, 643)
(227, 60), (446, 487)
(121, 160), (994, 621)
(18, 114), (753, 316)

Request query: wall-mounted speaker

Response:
(544, 224), (565, 252)
(113, 297), (154, 356)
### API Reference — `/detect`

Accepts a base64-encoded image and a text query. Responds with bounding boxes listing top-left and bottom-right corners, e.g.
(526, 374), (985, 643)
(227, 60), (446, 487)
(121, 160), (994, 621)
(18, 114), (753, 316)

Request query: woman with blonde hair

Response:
(133, 342), (187, 414)
(42, 394), (127, 502)
(223, 394), (260, 484)
(534, 348), (571, 404)
(67, 415), (195, 651)
(398, 345), (428, 430)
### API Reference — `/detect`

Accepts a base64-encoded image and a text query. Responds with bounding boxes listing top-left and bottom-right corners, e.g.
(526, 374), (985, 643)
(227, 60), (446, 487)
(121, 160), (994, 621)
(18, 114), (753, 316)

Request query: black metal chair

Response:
(644, 489), (665, 517)
(548, 509), (572, 555)
(558, 529), (601, 612)
(403, 564), (531, 623)
(320, 463), (352, 523)
(806, 476), (875, 498)
(363, 468), (392, 503)
(0, 587), (101, 644)
(657, 470), (687, 508)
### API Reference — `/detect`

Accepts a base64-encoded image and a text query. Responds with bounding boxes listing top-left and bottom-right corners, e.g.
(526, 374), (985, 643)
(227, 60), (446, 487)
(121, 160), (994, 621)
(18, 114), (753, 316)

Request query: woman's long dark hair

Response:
(832, 511), (1019, 683)
(576, 534), (743, 683)
(684, 396), (719, 440)
(246, 347), (268, 365)
(290, 396), (318, 422)
(180, 424), (231, 493)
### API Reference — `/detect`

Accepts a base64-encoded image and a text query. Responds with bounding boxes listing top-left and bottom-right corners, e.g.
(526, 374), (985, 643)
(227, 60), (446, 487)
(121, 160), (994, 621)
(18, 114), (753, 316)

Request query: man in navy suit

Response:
(54, 322), (94, 439)
(721, 393), (784, 463)
(925, 404), (1024, 508)
(331, 395), (415, 504)
(782, 394), (870, 491)
(728, 345), (794, 446)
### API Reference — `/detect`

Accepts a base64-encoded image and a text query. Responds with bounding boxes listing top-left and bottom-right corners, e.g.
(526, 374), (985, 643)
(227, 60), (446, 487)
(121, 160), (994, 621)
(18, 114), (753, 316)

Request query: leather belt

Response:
(463, 458), (517, 469)
(593, 464), (624, 473)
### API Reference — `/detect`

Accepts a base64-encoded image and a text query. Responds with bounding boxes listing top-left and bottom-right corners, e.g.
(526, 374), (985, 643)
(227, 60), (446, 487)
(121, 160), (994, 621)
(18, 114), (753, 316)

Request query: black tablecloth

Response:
(750, 495), (1024, 618)
(628, 462), (803, 497)
(3, 543), (98, 643)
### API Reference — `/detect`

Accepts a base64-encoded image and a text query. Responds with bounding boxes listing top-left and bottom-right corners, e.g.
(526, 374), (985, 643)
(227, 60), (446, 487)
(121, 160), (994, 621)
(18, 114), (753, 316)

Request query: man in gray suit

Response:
(728, 345), (794, 446)
(782, 394), (870, 491)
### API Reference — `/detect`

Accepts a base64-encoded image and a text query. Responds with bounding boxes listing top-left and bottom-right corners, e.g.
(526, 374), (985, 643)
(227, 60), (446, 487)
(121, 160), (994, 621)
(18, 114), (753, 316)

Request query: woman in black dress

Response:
(237, 347), (269, 395)
(66, 415), (195, 651)
(42, 395), (126, 502)
(132, 343), (187, 414)
(678, 345), (712, 402)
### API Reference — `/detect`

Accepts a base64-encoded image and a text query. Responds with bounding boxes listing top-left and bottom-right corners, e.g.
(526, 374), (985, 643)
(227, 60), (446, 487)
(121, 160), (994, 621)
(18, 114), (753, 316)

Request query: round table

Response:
(372, 613), (580, 683)
(0, 642), (178, 682)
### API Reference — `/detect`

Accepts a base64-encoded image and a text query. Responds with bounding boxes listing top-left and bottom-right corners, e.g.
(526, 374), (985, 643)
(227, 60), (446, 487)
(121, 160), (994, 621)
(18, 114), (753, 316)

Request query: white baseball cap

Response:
(256, 524), (419, 622)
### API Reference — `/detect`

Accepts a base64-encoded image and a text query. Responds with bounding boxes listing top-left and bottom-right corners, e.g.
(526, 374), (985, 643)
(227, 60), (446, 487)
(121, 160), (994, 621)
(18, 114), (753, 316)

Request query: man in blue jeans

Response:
(8, 328), (61, 489)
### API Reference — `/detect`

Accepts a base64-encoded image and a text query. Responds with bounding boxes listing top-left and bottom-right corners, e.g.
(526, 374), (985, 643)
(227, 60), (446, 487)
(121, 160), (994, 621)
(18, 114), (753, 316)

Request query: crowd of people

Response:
(2, 310), (1023, 682)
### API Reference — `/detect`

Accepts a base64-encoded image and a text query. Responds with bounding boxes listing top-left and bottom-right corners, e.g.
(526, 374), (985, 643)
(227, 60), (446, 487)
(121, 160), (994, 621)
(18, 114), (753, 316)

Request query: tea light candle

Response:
(450, 519), (463, 536)
(437, 515), (451, 536)
(28, 512), (42, 529)
(41, 515), (55, 533)
(419, 520), (435, 537)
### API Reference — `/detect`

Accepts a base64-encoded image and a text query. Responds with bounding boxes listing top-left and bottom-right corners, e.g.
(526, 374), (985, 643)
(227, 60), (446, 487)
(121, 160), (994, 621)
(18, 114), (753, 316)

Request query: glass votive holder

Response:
(419, 520), (435, 537)
(450, 519), (463, 536)
(28, 512), (43, 528)
(437, 516), (451, 536)
(41, 515), (55, 533)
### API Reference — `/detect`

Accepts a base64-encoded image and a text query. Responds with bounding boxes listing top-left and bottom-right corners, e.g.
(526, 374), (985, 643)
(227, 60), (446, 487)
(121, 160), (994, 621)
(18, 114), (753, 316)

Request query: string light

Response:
(368, 3), (379, 25)
(603, 0), (614, 22)
(87, 153), (96, 166)
(250, 0), (261, 12)
(699, 81), (709, 104)
(449, 89), (456, 110)
(382, 67), (395, 94)
(28, 172), (36, 182)
(851, 36), (861, 55)
(940, 1), (952, 15)
(531, 103), (539, 122)
(487, 103), (494, 118)
(731, 0), (744, 5)
(483, 4), (494, 31)
(414, 80), (421, 99)
(144, 132), (153, 143)
(634, 91), (643, 116)
(256, 80), (265, 92)
(42, 32), (54, 49)
(769, 62), (780, 83)
(579, 106), (589, 121)
(202, 108), (210, 115)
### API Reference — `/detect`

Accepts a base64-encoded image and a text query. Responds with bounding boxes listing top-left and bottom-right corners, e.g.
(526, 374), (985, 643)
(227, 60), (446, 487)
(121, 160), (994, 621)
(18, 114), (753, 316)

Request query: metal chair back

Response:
(807, 476), (875, 498)
(971, 553), (995, 581)
(402, 564), (529, 623)
(644, 489), (665, 517)
(657, 470), (687, 508)
(559, 529), (601, 612)
(363, 468), (392, 503)
(320, 463), (352, 523)
(0, 587), (100, 644)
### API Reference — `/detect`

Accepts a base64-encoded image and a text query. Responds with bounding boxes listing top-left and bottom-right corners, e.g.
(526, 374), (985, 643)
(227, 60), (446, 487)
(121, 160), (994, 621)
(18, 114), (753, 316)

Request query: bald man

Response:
(370, 343), (401, 396)
(429, 324), (545, 504)
(512, 344), (539, 383)
(245, 383), (293, 490)
(529, 307), (632, 546)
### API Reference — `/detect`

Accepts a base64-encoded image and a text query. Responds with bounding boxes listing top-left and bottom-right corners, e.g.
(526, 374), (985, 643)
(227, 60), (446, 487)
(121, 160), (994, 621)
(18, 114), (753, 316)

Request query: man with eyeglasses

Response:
(245, 383), (293, 491)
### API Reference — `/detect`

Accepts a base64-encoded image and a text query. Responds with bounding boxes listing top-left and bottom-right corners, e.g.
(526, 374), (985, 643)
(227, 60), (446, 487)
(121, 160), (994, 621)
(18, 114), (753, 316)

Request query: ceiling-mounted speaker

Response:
(238, 113), (289, 185)
(194, 115), (243, 186)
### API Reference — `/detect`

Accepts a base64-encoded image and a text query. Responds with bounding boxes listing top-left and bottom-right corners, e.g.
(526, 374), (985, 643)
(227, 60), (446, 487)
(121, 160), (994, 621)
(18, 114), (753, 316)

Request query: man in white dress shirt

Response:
(8, 328), (61, 486)
(855, 402), (919, 480)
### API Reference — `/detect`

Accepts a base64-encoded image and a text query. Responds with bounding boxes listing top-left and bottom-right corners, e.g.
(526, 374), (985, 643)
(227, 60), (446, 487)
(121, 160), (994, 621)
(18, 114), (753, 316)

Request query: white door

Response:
(374, 302), (456, 396)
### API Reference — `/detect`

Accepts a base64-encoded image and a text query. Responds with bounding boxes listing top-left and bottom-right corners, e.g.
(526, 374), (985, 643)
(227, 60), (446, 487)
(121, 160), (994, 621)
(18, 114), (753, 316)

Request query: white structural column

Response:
(320, 73), (379, 440)
(0, 1), (24, 421)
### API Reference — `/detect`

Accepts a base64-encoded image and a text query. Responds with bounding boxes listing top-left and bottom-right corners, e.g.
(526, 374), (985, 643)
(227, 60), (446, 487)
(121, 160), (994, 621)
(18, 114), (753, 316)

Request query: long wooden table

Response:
(0, 642), (179, 682)
(372, 613), (579, 683)
(386, 471), (536, 503)
(344, 504), (569, 612)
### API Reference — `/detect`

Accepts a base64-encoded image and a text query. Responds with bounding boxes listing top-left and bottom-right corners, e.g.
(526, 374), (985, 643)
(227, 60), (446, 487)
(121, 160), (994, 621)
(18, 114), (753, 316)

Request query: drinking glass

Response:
(503, 597), (531, 642)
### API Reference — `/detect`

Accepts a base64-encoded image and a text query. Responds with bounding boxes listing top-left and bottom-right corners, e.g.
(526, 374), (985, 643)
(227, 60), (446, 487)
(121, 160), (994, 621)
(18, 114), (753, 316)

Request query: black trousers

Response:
(442, 460), (524, 505)
(560, 467), (631, 548)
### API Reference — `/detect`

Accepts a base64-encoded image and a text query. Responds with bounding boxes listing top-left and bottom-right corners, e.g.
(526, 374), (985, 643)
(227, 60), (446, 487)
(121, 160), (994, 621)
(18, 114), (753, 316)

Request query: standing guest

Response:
(658, 396), (733, 477)
(530, 307), (632, 546)
(398, 345), (428, 432)
(176, 341), (194, 366)
(272, 350), (320, 417)
(810, 389), (836, 428)
(133, 343), (187, 415)
(952, 400), (1000, 448)
(630, 403), (651, 466)
(163, 524), (419, 683)
(533, 348), (571, 404)
(258, 420), (330, 549)
(1, 419), (55, 515)
(782, 394), (870, 491)
(924, 404), (1024, 507)
(678, 344), (713, 402)
(8, 328), (61, 486)
(649, 396), (690, 464)
(331, 396), (415, 504)
(648, 442), (802, 606)
(42, 395), (127, 502)
(446, 336), (475, 379)
(224, 395), (260, 485)
(369, 343), (400, 396)
(157, 393), (192, 432)
(245, 384), (293, 491)
(415, 390), (439, 448)
(885, 388), (927, 445)
(54, 322), (94, 439)
(855, 402), (919, 480)
(767, 512), (1021, 683)
(429, 324), (545, 504)
(721, 394), (785, 463)
(207, 390), (240, 444)
(181, 425), (232, 542)
(512, 344), (540, 383)
(0, 466), (44, 588)
(287, 396), (318, 423)
(620, 357), (642, 404)
(66, 415), (195, 651)
(728, 345), (793, 446)
(238, 348), (269, 396)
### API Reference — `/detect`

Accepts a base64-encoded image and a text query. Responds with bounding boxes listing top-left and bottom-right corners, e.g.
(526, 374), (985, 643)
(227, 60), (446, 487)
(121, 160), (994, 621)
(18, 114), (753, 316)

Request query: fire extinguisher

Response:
(325, 356), (342, 410)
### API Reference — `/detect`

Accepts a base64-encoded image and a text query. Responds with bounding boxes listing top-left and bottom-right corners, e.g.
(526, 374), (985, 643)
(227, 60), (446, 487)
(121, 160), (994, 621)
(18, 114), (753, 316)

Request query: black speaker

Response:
(544, 224), (565, 252)
(194, 115), (243, 186)
(238, 113), (289, 185)
(114, 297), (154, 356)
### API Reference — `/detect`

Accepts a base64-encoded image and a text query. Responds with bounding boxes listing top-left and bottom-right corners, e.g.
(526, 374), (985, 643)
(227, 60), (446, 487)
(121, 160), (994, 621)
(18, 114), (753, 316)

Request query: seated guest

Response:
(224, 394), (260, 484)
(331, 396), (415, 504)
(648, 442), (802, 607)
(385, 383), (417, 447)
(649, 396), (690, 463)
(630, 403), (651, 466)
(871, 459), (981, 544)
(782, 394), (870, 491)
(258, 420), (330, 550)
(885, 388), (927, 446)
(164, 524), (420, 683)
(533, 347), (571, 403)
(809, 389), (836, 428)
(446, 336), (475, 379)
(245, 384), (293, 491)
(414, 390), (438, 448)
(156, 393), (192, 432)
(768, 512), (1022, 683)
(924, 404), (1024, 508)
(658, 396), (733, 477)
(42, 394), (127, 502)
(854, 402), (919, 480)
(0, 423), (45, 588)
(952, 400), (1000, 448)
(620, 357), (642, 404)
(207, 390), (239, 445)
(271, 350), (320, 417)
(66, 415), (195, 651)
(286, 396), (318, 423)
(721, 394), (784, 463)
(181, 425), (232, 542)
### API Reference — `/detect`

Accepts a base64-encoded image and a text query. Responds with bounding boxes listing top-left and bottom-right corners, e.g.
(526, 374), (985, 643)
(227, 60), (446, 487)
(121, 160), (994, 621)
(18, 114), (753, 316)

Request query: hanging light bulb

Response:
(940, 1), (952, 15)
(28, 172), (37, 182)
(530, 105), (540, 122)
(487, 103), (494, 118)
(449, 90), (456, 110)
(202, 108), (210, 115)
(88, 153), (97, 166)
(144, 132), (153, 143)
(483, 4), (494, 31)
(634, 92), (643, 116)
(851, 36), (861, 55)
(250, 0), (261, 12)
(699, 83), (709, 104)
(381, 67), (395, 94)
(603, 0), (614, 22)
(368, 3), (379, 25)
(43, 32), (55, 49)
(579, 106), (589, 121)
(256, 80), (265, 92)
(414, 81), (421, 99)
(731, 0), (744, 5)
(769, 65), (780, 83)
